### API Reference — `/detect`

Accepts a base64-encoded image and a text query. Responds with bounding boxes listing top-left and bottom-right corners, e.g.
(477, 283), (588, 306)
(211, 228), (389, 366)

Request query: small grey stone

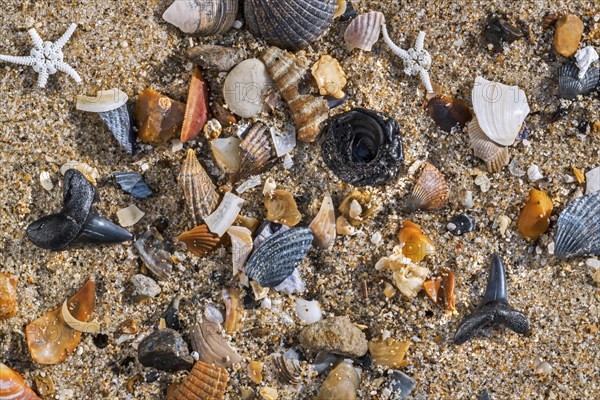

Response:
(137, 328), (194, 372)
(185, 44), (247, 72)
(131, 274), (161, 302)
(299, 316), (368, 358)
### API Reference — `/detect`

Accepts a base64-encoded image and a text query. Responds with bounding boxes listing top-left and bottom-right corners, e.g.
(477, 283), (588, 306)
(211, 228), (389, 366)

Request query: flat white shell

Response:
(472, 76), (530, 146)
(223, 58), (273, 118)
(295, 298), (322, 324)
(205, 192), (244, 236)
(76, 89), (128, 113)
(586, 166), (600, 194)
(163, 0), (200, 34)
(116, 204), (145, 227)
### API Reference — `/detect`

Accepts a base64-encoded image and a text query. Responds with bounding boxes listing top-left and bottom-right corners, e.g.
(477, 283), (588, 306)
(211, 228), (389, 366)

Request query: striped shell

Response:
(114, 172), (154, 199)
(0, 363), (40, 400)
(554, 192), (600, 258)
(468, 118), (509, 173)
(245, 227), (314, 287)
(406, 163), (449, 211)
(344, 11), (385, 51)
(557, 62), (600, 100)
(179, 149), (220, 227)
(232, 122), (277, 183)
(163, 0), (238, 36)
(245, 0), (337, 51)
(177, 225), (221, 257)
(167, 361), (228, 400)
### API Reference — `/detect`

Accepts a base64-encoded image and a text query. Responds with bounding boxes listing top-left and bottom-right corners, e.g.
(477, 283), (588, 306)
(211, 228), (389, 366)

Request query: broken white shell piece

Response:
(76, 89), (128, 113)
(227, 226), (253, 276)
(117, 204), (145, 227)
(40, 171), (54, 191)
(274, 268), (306, 294)
(527, 164), (544, 182)
(295, 298), (322, 324)
(211, 137), (241, 173)
(270, 125), (297, 157)
(585, 166), (600, 194)
(575, 46), (599, 79)
(236, 175), (261, 194)
(263, 177), (276, 194)
(60, 161), (100, 185)
(283, 154), (294, 170)
(205, 192), (244, 236)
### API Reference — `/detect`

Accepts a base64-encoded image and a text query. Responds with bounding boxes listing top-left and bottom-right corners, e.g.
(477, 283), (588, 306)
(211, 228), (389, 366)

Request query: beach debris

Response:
(557, 62), (599, 99)
(311, 55), (347, 99)
(274, 268), (306, 294)
(185, 44), (247, 72)
(517, 189), (553, 239)
(427, 95), (472, 133)
(134, 229), (173, 280)
(533, 359), (553, 375)
(166, 361), (228, 400)
(468, 119), (509, 172)
(0, 363), (40, 400)
(131, 274), (161, 302)
(397, 220), (435, 262)
(483, 15), (523, 52)
(295, 298), (323, 324)
(423, 269), (456, 312)
(190, 317), (243, 368)
(344, 11), (385, 51)
(454, 253), (529, 344)
(223, 58), (273, 118)
(178, 224), (222, 257)
(60, 161), (99, 185)
(586, 167), (600, 194)
(39, 171), (54, 191)
(315, 360), (360, 400)
(447, 214), (476, 235)
(114, 172), (153, 199)
(574, 46), (599, 78)
(248, 361), (264, 384)
(299, 316), (368, 358)
(265, 190), (302, 227)
(232, 122), (277, 183)
(138, 328), (194, 372)
(135, 89), (185, 145)
(369, 338), (410, 368)
(386, 371), (417, 399)
(405, 162), (449, 212)
(222, 287), (244, 333)
(309, 193), (336, 250)
(572, 167), (585, 184)
(179, 149), (220, 227)
(554, 14), (584, 57)
(554, 192), (600, 258)
(116, 204), (145, 227)
(259, 387), (279, 400)
(162, 0), (237, 36)
(163, 296), (182, 331)
(181, 66), (210, 143)
(205, 192), (245, 236)
(339, 190), (375, 226)
(227, 226), (253, 275)
(270, 125), (297, 158)
(211, 137), (241, 173)
(0, 273), (17, 319)
(272, 349), (303, 384)
(375, 246), (430, 298)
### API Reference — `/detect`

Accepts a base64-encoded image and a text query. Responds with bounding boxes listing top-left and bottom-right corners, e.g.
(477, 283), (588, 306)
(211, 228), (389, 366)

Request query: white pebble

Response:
(295, 298), (322, 324)
(370, 231), (383, 246)
(39, 171), (54, 191)
(586, 258), (600, 269)
(263, 177), (276, 194)
(474, 174), (491, 192)
(232, 20), (243, 29)
(171, 139), (183, 152)
(547, 242), (555, 255)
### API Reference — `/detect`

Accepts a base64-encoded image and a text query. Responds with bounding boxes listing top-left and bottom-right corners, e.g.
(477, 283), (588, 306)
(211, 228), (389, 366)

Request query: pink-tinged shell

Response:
(0, 363), (40, 400)
(406, 163), (449, 212)
(344, 11), (385, 51)
(179, 149), (220, 226)
(468, 118), (509, 173)
(181, 66), (210, 143)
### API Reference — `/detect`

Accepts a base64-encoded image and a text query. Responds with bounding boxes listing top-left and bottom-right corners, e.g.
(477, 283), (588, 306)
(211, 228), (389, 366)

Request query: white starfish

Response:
(381, 25), (433, 93)
(0, 23), (82, 88)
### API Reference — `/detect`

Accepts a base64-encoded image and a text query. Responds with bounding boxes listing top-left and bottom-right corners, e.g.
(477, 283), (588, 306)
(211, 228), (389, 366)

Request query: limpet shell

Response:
(397, 220), (435, 262)
(405, 162), (449, 212)
(344, 11), (385, 51)
(163, 0), (238, 36)
(178, 225), (222, 257)
(265, 190), (302, 227)
(178, 149), (220, 227)
(468, 118), (509, 173)
(166, 361), (228, 400)
(554, 192), (600, 258)
(339, 190), (375, 226)
(0, 363), (40, 400)
(517, 189), (553, 240)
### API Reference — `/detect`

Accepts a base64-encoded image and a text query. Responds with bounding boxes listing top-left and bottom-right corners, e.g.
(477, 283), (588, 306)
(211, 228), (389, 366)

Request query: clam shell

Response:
(406, 162), (449, 211)
(369, 338), (410, 368)
(114, 172), (153, 199)
(245, 0), (337, 51)
(222, 287), (244, 334)
(227, 226), (253, 275)
(204, 192), (245, 236)
(189, 321), (243, 368)
(265, 189), (302, 227)
(181, 66), (210, 143)
(0, 273), (17, 319)
(0, 363), (40, 400)
(167, 361), (228, 400)
(245, 227), (314, 287)
(315, 361), (359, 400)
(223, 58), (273, 118)
(163, 0), (238, 36)
(309, 193), (336, 250)
(134, 229), (174, 280)
(554, 192), (600, 258)
(557, 62), (600, 100)
(468, 118), (509, 173)
(344, 11), (385, 51)
(472, 76), (530, 146)
(178, 225), (222, 257)
(232, 122), (277, 183)
(179, 149), (220, 226)
(517, 189), (553, 240)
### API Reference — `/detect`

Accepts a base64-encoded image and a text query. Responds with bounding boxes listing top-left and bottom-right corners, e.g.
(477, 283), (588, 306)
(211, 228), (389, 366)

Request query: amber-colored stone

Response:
(397, 220), (435, 262)
(222, 287), (244, 334)
(517, 189), (553, 240)
(554, 14), (584, 57)
(135, 88), (185, 145)
(0, 273), (17, 319)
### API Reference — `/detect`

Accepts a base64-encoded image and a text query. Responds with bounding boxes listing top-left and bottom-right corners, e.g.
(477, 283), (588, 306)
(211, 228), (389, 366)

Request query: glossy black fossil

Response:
(321, 108), (403, 186)
(483, 14), (523, 53)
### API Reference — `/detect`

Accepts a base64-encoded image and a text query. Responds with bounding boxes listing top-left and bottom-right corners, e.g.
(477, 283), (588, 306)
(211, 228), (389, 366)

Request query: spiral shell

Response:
(179, 149), (220, 227)
(163, 0), (238, 36)
(406, 162), (449, 211)
(0, 363), (40, 400)
(167, 361), (228, 400)
(554, 192), (600, 258)
(468, 118), (509, 173)
(517, 189), (553, 240)
(344, 11), (385, 51)
(177, 225), (222, 257)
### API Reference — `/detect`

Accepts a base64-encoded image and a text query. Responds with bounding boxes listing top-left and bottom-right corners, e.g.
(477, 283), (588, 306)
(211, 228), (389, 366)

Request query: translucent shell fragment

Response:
(369, 338), (410, 368)
(0, 273), (18, 319)
(309, 193), (336, 250)
(517, 189), (553, 240)
(396, 220), (435, 262)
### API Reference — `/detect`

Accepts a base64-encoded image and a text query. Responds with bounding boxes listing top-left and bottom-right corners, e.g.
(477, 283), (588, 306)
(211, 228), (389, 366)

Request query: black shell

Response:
(115, 172), (154, 199)
(99, 103), (135, 155)
(554, 192), (600, 258)
(321, 108), (404, 186)
(557, 62), (600, 100)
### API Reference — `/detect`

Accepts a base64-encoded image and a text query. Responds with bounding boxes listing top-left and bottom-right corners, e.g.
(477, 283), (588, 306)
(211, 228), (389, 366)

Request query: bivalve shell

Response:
(468, 118), (509, 173)
(406, 162), (449, 211)
(190, 320), (243, 368)
(179, 149), (220, 226)
(554, 192), (600, 258)
(344, 11), (385, 51)
(232, 122), (277, 183)
(517, 189), (553, 240)
(178, 225), (222, 257)
(223, 58), (273, 118)
(166, 361), (228, 400)
(163, 0), (238, 36)
(0, 363), (40, 400)
(557, 62), (600, 100)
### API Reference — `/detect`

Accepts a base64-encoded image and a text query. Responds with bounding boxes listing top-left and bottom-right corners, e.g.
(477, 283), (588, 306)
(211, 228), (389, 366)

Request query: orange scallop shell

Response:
(0, 363), (40, 400)
(167, 361), (228, 400)
(178, 224), (222, 257)
(517, 189), (553, 239)
(397, 220), (435, 262)
(406, 162), (449, 211)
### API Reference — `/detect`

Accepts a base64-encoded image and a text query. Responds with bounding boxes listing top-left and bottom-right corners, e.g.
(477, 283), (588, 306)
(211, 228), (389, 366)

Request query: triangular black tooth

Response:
(480, 252), (508, 306)
(78, 209), (133, 243)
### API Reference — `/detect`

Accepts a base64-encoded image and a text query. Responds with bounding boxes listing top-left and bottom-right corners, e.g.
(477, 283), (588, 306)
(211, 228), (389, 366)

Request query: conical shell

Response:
(232, 122), (277, 183)
(468, 118), (509, 173)
(114, 172), (153, 199)
(397, 220), (435, 262)
(245, 227), (314, 287)
(557, 62), (600, 100)
(227, 226), (253, 275)
(309, 193), (336, 250)
(245, 0), (337, 51)
(0, 363), (40, 400)
(472, 76), (530, 146)
(261, 47), (329, 142)
(406, 163), (449, 211)
(554, 192), (600, 258)
(179, 149), (220, 226)
(181, 66), (210, 143)
(339, 190), (375, 226)
(265, 190), (302, 227)
(163, 0), (238, 36)
(167, 361), (228, 400)
(344, 11), (385, 51)
(0, 273), (17, 319)
(517, 189), (553, 240)
(178, 225), (222, 257)
(369, 338), (410, 368)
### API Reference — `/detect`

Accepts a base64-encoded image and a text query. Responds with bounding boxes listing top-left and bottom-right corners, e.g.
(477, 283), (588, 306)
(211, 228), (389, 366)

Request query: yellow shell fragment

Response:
(397, 220), (435, 262)
(265, 189), (302, 226)
(222, 287), (244, 334)
(311, 55), (347, 99)
(517, 189), (553, 240)
(339, 190), (375, 226)
(248, 361), (264, 384)
(369, 338), (410, 368)
(61, 301), (100, 333)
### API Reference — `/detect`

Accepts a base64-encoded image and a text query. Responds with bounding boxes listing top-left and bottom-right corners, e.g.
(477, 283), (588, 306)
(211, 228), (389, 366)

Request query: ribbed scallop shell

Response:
(557, 62), (600, 100)
(261, 47), (329, 143)
(167, 361), (228, 400)
(179, 149), (220, 226)
(245, 227), (314, 287)
(0, 363), (40, 400)
(232, 122), (277, 183)
(468, 118), (509, 173)
(227, 226), (253, 275)
(272, 349), (303, 384)
(245, 0), (337, 51)
(163, 0), (238, 36)
(554, 192), (600, 258)
(406, 163), (449, 211)
(309, 193), (336, 250)
(177, 225), (221, 257)
(344, 11), (385, 51)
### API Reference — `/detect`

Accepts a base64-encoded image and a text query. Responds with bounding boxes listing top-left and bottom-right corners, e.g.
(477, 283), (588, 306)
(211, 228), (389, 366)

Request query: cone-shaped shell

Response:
(309, 193), (336, 250)
(265, 190), (302, 227)
(344, 11), (385, 51)
(406, 163), (449, 211)
(181, 66), (210, 143)
(167, 361), (228, 400)
(0, 363), (40, 400)
(232, 122), (277, 183)
(427, 95), (472, 133)
(554, 192), (600, 258)
(397, 220), (435, 262)
(339, 190), (375, 226)
(25, 280), (96, 365)
(179, 149), (220, 227)
(245, 0), (337, 51)
(517, 189), (553, 240)
(557, 62), (600, 100)
(163, 0), (238, 36)
(468, 118), (509, 173)
(315, 361), (359, 400)
(178, 225), (222, 257)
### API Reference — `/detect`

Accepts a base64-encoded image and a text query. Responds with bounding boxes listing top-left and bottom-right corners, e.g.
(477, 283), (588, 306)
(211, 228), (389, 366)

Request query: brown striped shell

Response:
(231, 122), (277, 183)
(163, 0), (238, 36)
(167, 361), (228, 400)
(406, 162), (449, 211)
(344, 11), (385, 51)
(177, 225), (222, 257)
(0, 363), (40, 400)
(468, 119), (509, 173)
(179, 149), (220, 226)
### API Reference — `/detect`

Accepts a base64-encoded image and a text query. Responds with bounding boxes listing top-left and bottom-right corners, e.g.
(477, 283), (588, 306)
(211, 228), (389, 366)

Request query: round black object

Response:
(321, 108), (403, 186)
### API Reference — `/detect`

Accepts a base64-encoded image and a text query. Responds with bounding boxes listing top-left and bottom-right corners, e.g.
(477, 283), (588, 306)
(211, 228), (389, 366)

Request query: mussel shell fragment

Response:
(554, 192), (600, 258)
(321, 108), (404, 186)
(557, 62), (600, 100)
(114, 172), (154, 199)
(427, 95), (472, 133)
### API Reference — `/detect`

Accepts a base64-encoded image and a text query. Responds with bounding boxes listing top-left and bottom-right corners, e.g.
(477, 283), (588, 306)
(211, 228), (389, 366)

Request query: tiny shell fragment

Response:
(166, 361), (228, 400)
(211, 137), (242, 174)
(0, 273), (18, 319)
(205, 192), (245, 236)
(227, 226), (253, 275)
(248, 361), (264, 384)
(369, 338), (410, 368)
(265, 190), (302, 226)
(116, 204), (145, 227)
(60, 161), (99, 185)
(311, 55), (347, 99)
(39, 171), (54, 191)
(309, 193), (336, 250)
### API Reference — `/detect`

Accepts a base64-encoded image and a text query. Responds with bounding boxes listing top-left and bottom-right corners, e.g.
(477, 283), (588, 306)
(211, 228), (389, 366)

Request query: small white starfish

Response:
(0, 23), (82, 88)
(381, 25), (433, 93)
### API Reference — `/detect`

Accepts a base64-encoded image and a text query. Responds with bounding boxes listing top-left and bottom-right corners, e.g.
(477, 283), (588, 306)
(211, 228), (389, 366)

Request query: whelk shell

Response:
(0, 363), (40, 400)
(554, 192), (600, 258)
(204, 192), (245, 236)
(166, 361), (228, 400)
(190, 320), (243, 368)
(344, 11), (385, 51)
(179, 149), (220, 227)
(406, 162), (449, 212)
(232, 122), (277, 183)
(427, 95), (472, 133)
(163, 0), (238, 36)
(0, 273), (17, 319)
(261, 47), (329, 143)
(272, 349), (303, 384)
(397, 220), (435, 262)
(315, 360), (359, 400)
(472, 76), (530, 146)
(468, 118), (509, 173)
(222, 287), (244, 334)
(557, 62), (600, 100)
(245, 0), (337, 51)
(227, 226), (253, 275)
(265, 189), (302, 227)
(339, 190), (375, 226)
(369, 338), (410, 368)
(517, 189), (553, 240)
(309, 193), (336, 250)
(181, 66), (210, 143)
(178, 224), (222, 257)
(135, 88), (185, 146)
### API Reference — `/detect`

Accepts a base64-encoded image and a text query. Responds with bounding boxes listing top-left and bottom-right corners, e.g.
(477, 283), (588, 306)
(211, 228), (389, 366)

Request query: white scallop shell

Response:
(205, 192), (244, 236)
(472, 76), (530, 146)
(344, 11), (385, 51)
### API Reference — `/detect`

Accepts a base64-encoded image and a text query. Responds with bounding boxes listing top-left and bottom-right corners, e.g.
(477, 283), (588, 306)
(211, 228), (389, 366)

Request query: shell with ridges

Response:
(265, 189), (302, 227)
(166, 361), (228, 400)
(181, 66), (209, 143)
(232, 122), (277, 183)
(344, 11), (385, 51)
(468, 118), (509, 173)
(114, 172), (153, 199)
(554, 192), (600, 258)
(178, 225), (222, 257)
(222, 287), (244, 334)
(517, 189), (553, 240)
(405, 162), (449, 211)
(272, 349), (303, 384)
(309, 193), (336, 250)
(0, 363), (40, 400)
(204, 192), (245, 236)
(557, 62), (600, 100)
(179, 149), (220, 227)
(163, 0), (238, 36)
(227, 226), (253, 275)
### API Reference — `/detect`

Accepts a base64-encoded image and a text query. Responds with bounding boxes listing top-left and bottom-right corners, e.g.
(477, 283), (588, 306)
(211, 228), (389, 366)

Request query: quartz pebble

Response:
(554, 14), (584, 57)
(137, 328), (194, 372)
(40, 171), (54, 191)
(131, 274), (161, 302)
(299, 316), (368, 358)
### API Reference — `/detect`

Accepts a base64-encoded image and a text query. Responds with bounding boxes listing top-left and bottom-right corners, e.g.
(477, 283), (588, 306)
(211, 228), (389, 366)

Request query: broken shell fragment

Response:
(272, 349), (303, 384)
(554, 192), (600, 258)
(344, 11), (385, 51)
(167, 361), (228, 400)
(211, 137), (242, 173)
(223, 58), (273, 118)
(135, 88), (185, 146)
(336, 216), (356, 236)
(163, 0), (237, 36)
(397, 220), (435, 262)
(227, 226), (253, 275)
(311, 55), (347, 99)
(232, 122), (277, 183)
(0, 363), (40, 400)
(190, 320), (243, 368)
(483, 14), (523, 53)
(369, 338), (410, 368)
(26, 279), (96, 365)
(424, 270), (456, 312)
(134, 229), (174, 280)
(339, 190), (375, 226)
(60, 161), (99, 185)
(406, 162), (449, 212)
(0, 273), (17, 319)
(427, 95), (472, 133)
(517, 189), (553, 240)
(557, 62), (600, 100)
(309, 193), (336, 250)
(116, 204), (145, 227)
(248, 361), (264, 384)
(376, 247), (430, 298)
(265, 190), (302, 227)
(181, 66), (210, 143)
(178, 225), (222, 257)
(315, 360), (359, 400)
(468, 118), (509, 173)
(114, 172), (153, 199)
(205, 192), (245, 236)
(39, 171), (54, 191)
(186, 44), (247, 72)
(222, 287), (244, 334)
(179, 149), (220, 227)
(553, 14), (584, 57)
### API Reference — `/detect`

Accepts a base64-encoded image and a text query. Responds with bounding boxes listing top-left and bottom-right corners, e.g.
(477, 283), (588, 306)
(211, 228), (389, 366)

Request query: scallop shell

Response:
(204, 192), (245, 236)
(232, 122), (277, 183)
(114, 172), (154, 199)
(265, 189), (302, 227)
(227, 226), (253, 275)
(0, 273), (17, 319)
(222, 287), (244, 334)
(406, 162), (449, 211)
(554, 192), (600, 258)
(427, 95), (472, 133)
(309, 193), (336, 250)
(517, 189), (553, 240)
(163, 0), (238, 36)
(344, 11), (385, 51)
(245, 0), (337, 51)
(468, 118), (509, 173)
(181, 66), (210, 143)
(0, 363), (40, 400)
(167, 361), (228, 400)
(178, 225), (222, 257)
(245, 227), (314, 287)
(557, 62), (600, 100)
(369, 338), (410, 368)
(397, 220), (435, 262)
(189, 320), (243, 368)
(315, 360), (359, 400)
(339, 190), (375, 226)
(179, 149), (220, 226)
(272, 349), (303, 384)
(472, 76), (530, 146)
(261, 47), (329, 143)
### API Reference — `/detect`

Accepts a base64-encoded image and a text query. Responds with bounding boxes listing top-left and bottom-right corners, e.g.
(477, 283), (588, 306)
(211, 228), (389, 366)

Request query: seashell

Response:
(116, 204), (145, 227)
(236, 175), (262, 194)
(39, 171), (54, 191)
(163, 0), (238, 36)
(245, 227), (314, 287)
(259, 387), (278, 400)
(223, 58), (273, 118)
(222, 287), (244, 334)
(26, 280), (96, 365)
(274, 268), (306, 294)
(205, 192), (245, 236)
(295, 298), (322, 324)
(387, 371), (417, 400)
(181, 66), (210, 143)
(253, 221), (289, 249)
(396, 220), (435, 262)
(423, 269), (456, 312)
(190, 320), (243, 368)
(334, 0), (347, 18)
(76, 89), (135, 155)
(0, 273), (17, 319)
(265, 189), (302, 227)
(336, 216), (356, 236)
(134, 229), (174, 280)
(369, 338), (410, 368)
(322, 108), (404, 186)
(468, 118), (509, 173)
(557, 62), (600, 100)
(211, 137), (242, 173)
(311, 55), (347, 99)
(0, 363), (40, 400)
(114, 172), (154, 199)
(186, 44), (248, 73)
(344, 11), (385, 51)
(60, 160), (99, 185)
(405, 162), (449, 211)
(574, 46), (599, 79)
(393, 263), (430, 298)
(423, 277), (442, 303)
(261, 47), (329, 143)
(315, 360), (359, 400)
(178, 224), (222, 257)
(472, 76), (530, 146)
(586, 166), (600, 194)
(248, 361), (264, 384)
(245, 0), (337, 51)
(517, 189), (553, 240)
(339, 190), (375, 226)
(309, 193), (336, 250)
(179, 149), (220, 226)
(554, 192), (600, 258)
(235, 215), (260, 234)
(227, 226), (253, 275)
(135, 88), (185, 146)
(166, 361), (228, 400)
(427, 95), (472, 133)
(272, 349), (303, 384)
(232, 122), (277, 183)
(270, 124), (297, 157)
(483, 14), (523, 53)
